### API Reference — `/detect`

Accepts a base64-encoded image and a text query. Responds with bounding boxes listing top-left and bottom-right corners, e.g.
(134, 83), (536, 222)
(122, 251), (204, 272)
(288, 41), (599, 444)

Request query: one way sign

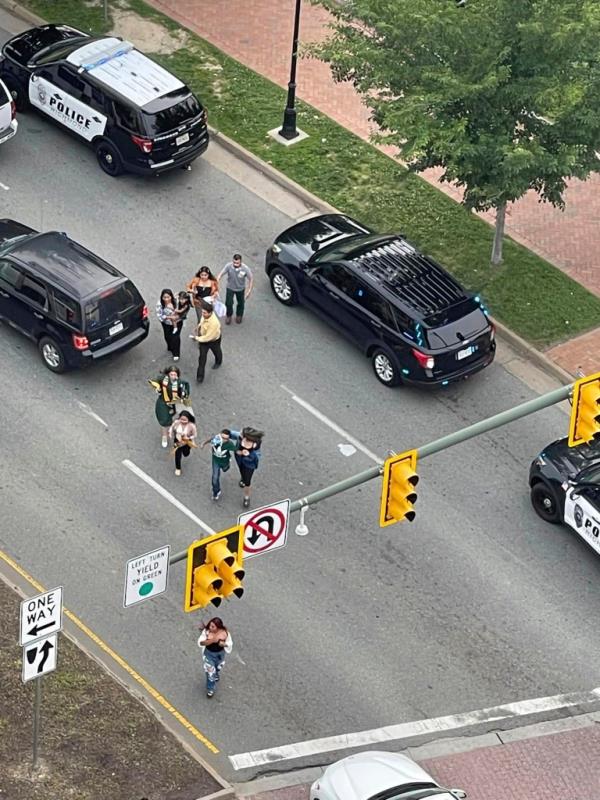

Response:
(22, 634), (58, 683)
(20, 587), (63, 646)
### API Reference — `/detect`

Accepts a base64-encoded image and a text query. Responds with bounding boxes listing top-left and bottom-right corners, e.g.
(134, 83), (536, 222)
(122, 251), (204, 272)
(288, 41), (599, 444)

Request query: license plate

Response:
(457, 345), (475, 360)
(109, 321), (124, 337)
(176, 133), (189, 146)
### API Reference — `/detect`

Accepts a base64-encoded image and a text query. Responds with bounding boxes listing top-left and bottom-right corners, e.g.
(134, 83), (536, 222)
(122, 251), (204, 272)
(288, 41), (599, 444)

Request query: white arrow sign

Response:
(20, 587), (63, 647)
(22, 634), (58, 683)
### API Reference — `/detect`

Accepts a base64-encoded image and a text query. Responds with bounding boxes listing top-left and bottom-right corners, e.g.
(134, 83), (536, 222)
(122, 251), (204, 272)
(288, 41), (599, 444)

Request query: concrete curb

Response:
(0, 0), (580, 385)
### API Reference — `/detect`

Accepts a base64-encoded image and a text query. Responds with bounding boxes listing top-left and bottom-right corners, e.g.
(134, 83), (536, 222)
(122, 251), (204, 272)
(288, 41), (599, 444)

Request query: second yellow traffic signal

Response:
(569, 372), (600, 447)
(380, 450), (419, 527)
(185, 526), (245, 612)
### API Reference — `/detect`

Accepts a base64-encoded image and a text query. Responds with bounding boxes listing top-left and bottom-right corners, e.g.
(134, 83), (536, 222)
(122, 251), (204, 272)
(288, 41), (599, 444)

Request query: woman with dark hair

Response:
(186, 267), (219, 322)
(156, 288), (181, 360)
(198, 617), (232, 698)
(235, 427), (264, 509)
(169, 410), (197, 476)
(149, 365), (191, 448)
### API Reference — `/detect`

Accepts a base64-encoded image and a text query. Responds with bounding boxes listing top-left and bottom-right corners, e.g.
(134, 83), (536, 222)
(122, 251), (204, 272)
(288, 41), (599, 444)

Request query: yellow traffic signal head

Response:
(380, 450), (419, 527)
(568, 372), (600, 447)
(185, 526), (245, 612)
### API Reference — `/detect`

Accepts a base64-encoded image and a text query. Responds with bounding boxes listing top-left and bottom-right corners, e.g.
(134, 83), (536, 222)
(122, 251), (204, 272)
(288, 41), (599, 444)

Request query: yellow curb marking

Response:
(0, 548), (219, 754)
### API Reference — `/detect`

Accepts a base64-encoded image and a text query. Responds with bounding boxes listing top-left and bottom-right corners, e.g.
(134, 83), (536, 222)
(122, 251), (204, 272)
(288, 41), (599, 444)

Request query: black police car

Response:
(0, 219), (149, 372)
(529, 437), (600, 556)
(266, 214), (495, 387)
(0, 25), (209, 176)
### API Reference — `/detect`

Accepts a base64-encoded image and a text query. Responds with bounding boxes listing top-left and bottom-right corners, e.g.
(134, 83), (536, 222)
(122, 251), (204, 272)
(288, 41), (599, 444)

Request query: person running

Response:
(200, 428), (239, 500)
(235, 427), (264, 508)
(218, 253), (253, 325)
(149, 365), (191, 448)
(190, 301), (222, 383)
(169, 410), (197, 476)
(198, 617), (232, 698)
(156, 289), (181, 360)
(186, 267), (219, 322)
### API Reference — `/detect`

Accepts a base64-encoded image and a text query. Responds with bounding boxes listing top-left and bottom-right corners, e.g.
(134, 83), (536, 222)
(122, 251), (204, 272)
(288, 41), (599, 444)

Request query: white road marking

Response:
(122, 460), (215, 536)
(280, 384), (381, 464)
(229, 686), (600, 769)
(0, 181), (9, 191)
(77, 401), (109, 429)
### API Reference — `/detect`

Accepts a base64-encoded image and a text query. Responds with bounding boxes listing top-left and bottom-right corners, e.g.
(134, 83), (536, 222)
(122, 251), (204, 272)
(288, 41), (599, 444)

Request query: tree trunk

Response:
(491, 202), (506, 265)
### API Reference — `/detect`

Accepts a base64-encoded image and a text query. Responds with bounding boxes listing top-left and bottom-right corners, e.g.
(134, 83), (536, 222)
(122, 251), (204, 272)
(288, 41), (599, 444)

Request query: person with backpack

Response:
(235, 427), (264, 508)
(200, 428), (239, 501)
(197, 618), (233, 698)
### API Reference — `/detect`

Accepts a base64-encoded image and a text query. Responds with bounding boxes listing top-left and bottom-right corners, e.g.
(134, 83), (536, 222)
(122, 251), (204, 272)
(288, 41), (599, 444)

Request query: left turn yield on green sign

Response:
(124, 546), (170, 608)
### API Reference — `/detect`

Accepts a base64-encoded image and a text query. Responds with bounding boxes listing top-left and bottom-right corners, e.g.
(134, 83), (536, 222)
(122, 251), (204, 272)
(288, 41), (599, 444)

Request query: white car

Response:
(0, 77), (17, 145)
(310, 751), (467, 800)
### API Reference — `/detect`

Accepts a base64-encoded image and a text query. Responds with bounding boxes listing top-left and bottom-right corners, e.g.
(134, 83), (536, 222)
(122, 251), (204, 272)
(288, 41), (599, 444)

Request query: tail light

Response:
(131, 134), (153, 154)
(201, 108), (208, 124)
(72, 333), (89, 350)
(10, 100), (16, 121)
(412, 348), (435, 370)
(142, 304), (149, 320)
(489, 322), (496, 341)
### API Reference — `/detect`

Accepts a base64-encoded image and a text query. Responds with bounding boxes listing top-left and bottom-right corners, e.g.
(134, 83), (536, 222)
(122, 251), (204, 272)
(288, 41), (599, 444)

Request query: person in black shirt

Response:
(197, 618), (233, 698)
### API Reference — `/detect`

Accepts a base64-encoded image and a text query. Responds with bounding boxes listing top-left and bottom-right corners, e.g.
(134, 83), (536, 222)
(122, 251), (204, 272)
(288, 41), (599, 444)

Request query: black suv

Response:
(0, 219), (149, 372)
(0, 25), (209, 176)
(266, 214), (495, 387)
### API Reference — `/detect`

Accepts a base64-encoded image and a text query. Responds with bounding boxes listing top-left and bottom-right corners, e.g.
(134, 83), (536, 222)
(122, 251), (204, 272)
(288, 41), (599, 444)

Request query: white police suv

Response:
(0, 24), (208, 176)
(529, 436), (600, 555)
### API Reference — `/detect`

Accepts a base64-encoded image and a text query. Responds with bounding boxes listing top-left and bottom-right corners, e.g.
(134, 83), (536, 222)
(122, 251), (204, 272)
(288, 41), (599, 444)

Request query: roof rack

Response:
(351, 238), (466, 317)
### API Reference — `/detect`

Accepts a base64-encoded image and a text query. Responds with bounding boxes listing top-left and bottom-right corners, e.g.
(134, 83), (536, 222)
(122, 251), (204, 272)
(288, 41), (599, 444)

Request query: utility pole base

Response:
(268, 126), (309, 147)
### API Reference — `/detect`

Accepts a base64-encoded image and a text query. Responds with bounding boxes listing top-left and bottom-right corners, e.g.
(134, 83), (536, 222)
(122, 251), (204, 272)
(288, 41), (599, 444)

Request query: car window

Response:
(354, 285), (398, 329)
(0, 259), (22, 288)
(17, 275), (48, 308)
(52, 288), (81, 327)
(318, 263), (360, 296)
(113, 101), (142, 134)
(84, 280), (142, 329)
(57, 65), (85, 97)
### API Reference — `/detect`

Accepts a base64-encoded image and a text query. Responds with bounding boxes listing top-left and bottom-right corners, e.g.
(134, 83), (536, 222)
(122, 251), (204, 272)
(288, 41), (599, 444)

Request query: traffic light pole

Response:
(169, 383), (572, 565)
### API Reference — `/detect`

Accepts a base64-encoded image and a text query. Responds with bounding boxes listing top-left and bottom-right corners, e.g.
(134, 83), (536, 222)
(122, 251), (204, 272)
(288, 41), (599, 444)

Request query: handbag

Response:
(213, 298), (227, 318)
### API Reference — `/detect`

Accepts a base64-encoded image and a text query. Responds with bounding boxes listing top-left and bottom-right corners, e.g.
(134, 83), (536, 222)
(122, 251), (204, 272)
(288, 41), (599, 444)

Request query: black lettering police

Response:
(49, 96), (91, 129)
(584, 517), (600, 538)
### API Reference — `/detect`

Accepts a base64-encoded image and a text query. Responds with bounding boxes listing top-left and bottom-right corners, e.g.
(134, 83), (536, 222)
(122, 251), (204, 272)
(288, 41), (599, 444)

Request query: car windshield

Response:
(141, 92), (202, 135)
(577, 462), (600, 485)
(0, 233), (36, 256)
(84, 281), (141, 329)
(369, 784), (446, 800)
(5, 27), (86, 65)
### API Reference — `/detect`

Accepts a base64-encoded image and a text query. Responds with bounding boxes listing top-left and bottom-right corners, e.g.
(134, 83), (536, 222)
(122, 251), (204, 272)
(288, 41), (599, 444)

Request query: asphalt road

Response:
(1, 11), (600, 783)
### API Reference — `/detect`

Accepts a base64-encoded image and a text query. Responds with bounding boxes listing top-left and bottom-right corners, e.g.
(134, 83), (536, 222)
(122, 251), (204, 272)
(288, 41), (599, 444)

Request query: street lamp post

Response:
(279, 0), (302, 140)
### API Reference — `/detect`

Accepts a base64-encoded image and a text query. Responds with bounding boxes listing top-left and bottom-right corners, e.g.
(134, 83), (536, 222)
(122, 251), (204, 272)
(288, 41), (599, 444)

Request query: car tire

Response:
(95, 140), (124, 177)
(4, 78), (29, 112)
(38, 336), (66, 373)
(372, 348), (401, 387)
(269, 266), (299, 306)
(530, 482), (561, 524)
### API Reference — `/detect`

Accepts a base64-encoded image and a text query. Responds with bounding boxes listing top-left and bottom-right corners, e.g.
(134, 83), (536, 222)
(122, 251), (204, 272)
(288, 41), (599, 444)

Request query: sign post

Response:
(238, 499), (290, 558)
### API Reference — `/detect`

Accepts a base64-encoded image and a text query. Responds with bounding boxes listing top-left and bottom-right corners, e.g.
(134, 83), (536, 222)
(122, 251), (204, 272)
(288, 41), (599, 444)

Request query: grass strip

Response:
(24, 0), (600, 347)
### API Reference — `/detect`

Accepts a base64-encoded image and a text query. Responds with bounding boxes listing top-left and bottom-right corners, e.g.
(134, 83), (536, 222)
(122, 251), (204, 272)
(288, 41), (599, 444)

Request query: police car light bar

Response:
(77, 41), (135, 74)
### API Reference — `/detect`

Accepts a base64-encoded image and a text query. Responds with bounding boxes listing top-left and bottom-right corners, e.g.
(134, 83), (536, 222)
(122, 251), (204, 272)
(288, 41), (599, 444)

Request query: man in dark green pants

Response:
(218, 253), (253, 325)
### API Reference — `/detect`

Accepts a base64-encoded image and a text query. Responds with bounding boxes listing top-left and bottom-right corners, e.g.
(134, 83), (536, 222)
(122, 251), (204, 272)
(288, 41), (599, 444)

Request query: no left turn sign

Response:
(238, 499), (290, 559)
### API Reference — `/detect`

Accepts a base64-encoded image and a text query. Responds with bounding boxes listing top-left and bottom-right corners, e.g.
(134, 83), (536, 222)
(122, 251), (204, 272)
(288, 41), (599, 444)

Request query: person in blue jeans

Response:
(198, 618), (233, 698)
(235, 427), (264, 509)
(200, 428), (239, 501)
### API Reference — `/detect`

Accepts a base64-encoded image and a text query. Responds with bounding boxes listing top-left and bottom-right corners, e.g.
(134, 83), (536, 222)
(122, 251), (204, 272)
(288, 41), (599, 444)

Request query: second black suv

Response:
(265, 214), (495, 387)
(0, 219), (149, 372)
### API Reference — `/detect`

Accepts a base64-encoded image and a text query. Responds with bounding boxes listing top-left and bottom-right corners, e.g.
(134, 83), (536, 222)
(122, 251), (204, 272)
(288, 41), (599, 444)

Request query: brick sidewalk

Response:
(240, 724), (600, 800)
(149, 0), (600, 375)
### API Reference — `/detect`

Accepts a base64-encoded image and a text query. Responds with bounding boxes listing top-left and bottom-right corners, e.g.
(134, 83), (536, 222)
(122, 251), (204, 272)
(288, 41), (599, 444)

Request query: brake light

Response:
(412, 348), (435, 370)
(142, 304), (149, 319)
(201, 108), (208, 123)
(131, 134), (153, 154)
(72, 333), (89, 350)
(10, 100), (16, 121)
(489, 322), (496, 341)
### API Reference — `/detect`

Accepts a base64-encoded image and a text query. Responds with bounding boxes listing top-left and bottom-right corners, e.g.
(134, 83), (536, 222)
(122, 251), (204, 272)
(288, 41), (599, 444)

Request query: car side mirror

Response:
(450, 790), (467, 800)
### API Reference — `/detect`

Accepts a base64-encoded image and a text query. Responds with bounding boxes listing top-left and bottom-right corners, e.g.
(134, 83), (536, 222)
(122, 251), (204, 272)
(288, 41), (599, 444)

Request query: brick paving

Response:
(240, 724), (600, 800)
(149, 0), (600, 374)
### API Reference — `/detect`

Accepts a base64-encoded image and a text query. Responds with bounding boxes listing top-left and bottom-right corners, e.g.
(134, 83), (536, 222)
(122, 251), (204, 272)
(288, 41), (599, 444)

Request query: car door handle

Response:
(371, 320), (382, 329)
(33, 312), (44, 319)
(326, 290), (338, 299)
(0, 290), (8, 297)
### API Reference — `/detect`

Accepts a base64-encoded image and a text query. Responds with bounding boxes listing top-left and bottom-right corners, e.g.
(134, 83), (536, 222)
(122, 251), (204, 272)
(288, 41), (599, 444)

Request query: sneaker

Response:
(236, 316), (243, 324)
(212, 491), (222, 501)
(243, 497), (250, 508)
(206, 690), (214, 698)
(175, 469), (181, 476)
(161, 436), (168, 448)
(212, 362), (221, 369)
(173, 356), (179, 362)
(239, 480), (245, 488)
(225, 317), (232, 326)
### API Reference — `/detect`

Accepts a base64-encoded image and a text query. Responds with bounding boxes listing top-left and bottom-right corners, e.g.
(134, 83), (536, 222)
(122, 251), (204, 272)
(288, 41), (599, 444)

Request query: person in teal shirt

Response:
(200, 428), (239, 500)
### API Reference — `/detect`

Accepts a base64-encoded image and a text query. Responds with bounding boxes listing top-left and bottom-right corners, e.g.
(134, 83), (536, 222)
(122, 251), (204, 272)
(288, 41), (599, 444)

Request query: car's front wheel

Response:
(372, 349), (401, 387)
(269, 267), (298, 306)
(530, 482), (561, 523)
(95, 140), (124, 177)
(38, 336), (66, 373)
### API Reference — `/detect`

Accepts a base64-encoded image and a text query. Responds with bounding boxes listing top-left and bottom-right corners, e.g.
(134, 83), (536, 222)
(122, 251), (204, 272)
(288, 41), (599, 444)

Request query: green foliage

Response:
(312, 0), (600, 245)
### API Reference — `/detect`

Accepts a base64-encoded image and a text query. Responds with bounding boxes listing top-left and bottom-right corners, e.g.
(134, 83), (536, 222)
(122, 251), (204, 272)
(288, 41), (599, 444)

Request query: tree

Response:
(311, 0), (600, 263)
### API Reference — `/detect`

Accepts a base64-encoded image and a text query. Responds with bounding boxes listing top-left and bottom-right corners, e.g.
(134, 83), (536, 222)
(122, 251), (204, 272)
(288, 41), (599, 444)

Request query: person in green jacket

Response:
(149, 365), (191, 448)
